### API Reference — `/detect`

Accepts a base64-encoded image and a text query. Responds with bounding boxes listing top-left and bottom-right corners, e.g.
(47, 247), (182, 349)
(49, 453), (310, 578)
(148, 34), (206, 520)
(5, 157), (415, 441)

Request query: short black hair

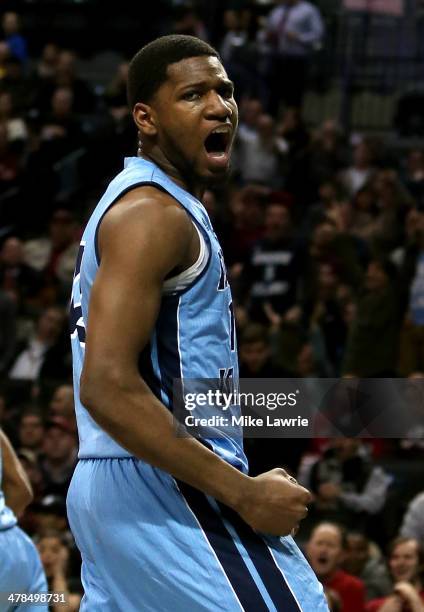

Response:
(127, 35), (220, 109)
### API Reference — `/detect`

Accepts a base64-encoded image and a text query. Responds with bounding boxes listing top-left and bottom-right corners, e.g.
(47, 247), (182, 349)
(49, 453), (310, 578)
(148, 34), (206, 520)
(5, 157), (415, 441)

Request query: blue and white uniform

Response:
(0, 438), (48, 612)
(67, 157), (328, 611)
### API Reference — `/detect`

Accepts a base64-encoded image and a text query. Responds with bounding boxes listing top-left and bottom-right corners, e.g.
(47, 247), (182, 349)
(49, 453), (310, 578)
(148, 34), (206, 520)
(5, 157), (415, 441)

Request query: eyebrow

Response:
(178, 78), (235, 92)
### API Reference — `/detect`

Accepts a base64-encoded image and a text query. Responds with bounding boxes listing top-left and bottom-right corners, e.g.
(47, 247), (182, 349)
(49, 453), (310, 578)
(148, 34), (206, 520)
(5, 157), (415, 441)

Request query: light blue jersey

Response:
(0, 437), (48, 612)
(70, 156), (246, 471)
(67, 157), (328, 612)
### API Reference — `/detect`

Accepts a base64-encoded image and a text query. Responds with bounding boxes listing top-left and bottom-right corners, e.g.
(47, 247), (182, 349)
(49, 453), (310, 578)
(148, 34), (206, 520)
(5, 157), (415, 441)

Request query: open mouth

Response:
(204, 128), (231, 157)
(317, 555), (329, 567)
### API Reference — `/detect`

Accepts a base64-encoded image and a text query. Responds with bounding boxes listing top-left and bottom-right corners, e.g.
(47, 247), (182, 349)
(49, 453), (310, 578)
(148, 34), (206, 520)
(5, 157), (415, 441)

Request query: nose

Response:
(204, 90), (232, 121)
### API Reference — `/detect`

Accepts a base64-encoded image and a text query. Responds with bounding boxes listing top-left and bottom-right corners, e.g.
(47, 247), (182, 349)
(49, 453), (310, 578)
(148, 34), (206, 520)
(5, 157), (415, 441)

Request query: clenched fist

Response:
(234, 468), (312, 536)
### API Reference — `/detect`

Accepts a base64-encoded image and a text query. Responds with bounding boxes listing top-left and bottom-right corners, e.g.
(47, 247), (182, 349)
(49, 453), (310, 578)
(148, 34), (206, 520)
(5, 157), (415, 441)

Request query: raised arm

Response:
(80, 186), (311, 536)
(1, 428), (33, 516)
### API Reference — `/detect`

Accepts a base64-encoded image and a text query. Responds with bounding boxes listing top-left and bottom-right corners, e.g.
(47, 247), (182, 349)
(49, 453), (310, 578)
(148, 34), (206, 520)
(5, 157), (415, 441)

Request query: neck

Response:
(323, 568), (339, 582)
(139, 149), (204, 200)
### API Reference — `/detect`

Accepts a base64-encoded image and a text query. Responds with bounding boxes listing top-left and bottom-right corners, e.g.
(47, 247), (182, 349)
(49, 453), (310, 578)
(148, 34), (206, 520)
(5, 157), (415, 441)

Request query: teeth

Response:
(212, 127), (230, 134)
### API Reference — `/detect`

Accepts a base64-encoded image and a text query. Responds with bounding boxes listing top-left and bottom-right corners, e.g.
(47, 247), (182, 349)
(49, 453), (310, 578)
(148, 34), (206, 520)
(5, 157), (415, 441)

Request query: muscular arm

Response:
(80, 187), (310, 535)
(1, 429), (33, 516)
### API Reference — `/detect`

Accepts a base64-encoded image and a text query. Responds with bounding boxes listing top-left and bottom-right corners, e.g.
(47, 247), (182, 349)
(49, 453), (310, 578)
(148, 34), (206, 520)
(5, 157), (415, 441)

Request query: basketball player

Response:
(0, 429), (48, 611)
(67, 35), (328, 611)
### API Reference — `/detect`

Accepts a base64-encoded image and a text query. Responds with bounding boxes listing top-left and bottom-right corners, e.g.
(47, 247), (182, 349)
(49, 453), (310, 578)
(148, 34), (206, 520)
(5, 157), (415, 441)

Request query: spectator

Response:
(264, 0), (324, 111)
(400, 493), (424, 545)
(49, 384), (74, 420)
(308, 438), (392, 533)
(305, 262), (349, 374)
(36, 531), (81, 611)
(306, 522), (366, 612)
(0, 236), (42, 311)
(39, 87), (83, 164)
(8, 306), (69, 383)
(0, 41), (10, 79)
(278, 107), (310, 159)
(369, 169), (411, 255)
(347, 186), (378, 243)
(306, 119), (348, 188)
(403, 149), (424, 210)
(18, 448), (45, 505)
(0, 91), (27, 144)
(398, 209), (424, 375)
(339, 140), (376, 198)
(36, 43), (60, 80)
(343, 260), (399, 377)
(237, 98), (263, 140)
(223, 185), (265, 266)
(18, 409), (45, 458)
(24, 209), (80, 300)
(172, 5), (208, 40)
(366, 537), (424, 611)
(36, 50), (95, 115)
(220, 9), (259, 101)
(296, 341), (328, 376)
(40, 416), (77, 498)
(344, 532), (392, 600)
(239, 323), (309, 475)
(302, 179), (347, 236)
(1, 12), (28, 65)
(240, 201), (300, 323)
(1, 55), (32, 112)
(239, 323), (287, 377)
(302, 219), (364, 306)
(0, 120), (22, 192)
(32, 495), (68, 537)
(234, 113), (287, 187)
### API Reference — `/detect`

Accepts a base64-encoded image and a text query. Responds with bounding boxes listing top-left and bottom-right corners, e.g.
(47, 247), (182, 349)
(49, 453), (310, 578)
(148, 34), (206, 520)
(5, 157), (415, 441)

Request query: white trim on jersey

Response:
(162, 224), (209, 294)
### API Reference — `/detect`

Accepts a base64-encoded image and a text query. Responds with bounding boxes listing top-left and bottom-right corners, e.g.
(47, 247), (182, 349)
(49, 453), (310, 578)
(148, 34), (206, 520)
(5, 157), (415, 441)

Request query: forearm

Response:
(2, 483), (32, 516)
(1, 429), (33, 515)
(83, 377), (250, 509)
(340, 467), (392, 514)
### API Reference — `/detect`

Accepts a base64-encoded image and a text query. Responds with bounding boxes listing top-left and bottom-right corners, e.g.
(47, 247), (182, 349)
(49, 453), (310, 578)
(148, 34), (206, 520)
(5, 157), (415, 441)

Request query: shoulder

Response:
(409, 492), (424, 509)
(98, 185), (194, 257)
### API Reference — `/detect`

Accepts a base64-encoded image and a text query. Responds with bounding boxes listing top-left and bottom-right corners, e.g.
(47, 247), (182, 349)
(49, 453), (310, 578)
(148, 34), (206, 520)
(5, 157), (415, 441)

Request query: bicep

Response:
(82, 197), (192, 385)
(83, 246), (163, 381)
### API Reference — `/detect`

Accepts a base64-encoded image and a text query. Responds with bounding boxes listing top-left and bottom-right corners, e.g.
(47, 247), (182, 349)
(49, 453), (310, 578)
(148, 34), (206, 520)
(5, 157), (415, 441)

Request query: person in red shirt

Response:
(307, 522), (366, 612)
(366, 537), (424, 612)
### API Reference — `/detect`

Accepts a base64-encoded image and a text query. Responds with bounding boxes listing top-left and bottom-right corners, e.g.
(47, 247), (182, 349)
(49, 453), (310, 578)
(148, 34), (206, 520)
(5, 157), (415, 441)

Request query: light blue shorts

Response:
(67, 458), (329, 612)
(0, 525), (48, 612)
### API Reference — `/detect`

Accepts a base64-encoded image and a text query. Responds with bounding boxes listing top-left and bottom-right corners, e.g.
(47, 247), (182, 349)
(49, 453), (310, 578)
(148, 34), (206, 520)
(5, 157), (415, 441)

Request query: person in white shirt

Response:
(264, 0), (324, 112)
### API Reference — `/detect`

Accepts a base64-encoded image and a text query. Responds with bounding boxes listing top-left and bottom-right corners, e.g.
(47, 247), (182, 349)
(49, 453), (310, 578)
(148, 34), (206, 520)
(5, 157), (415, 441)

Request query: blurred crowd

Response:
(0, 2), (424, 611)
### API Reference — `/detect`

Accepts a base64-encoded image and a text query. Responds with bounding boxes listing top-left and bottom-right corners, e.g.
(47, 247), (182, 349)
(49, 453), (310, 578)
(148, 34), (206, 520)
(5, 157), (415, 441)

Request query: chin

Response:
(202, 165), (233, 187)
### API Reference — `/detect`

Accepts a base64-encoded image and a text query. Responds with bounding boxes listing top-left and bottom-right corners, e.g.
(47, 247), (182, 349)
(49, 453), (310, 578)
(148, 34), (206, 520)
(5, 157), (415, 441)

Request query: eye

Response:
(219, 85), (234, 99)
(182, 90), (201, 101)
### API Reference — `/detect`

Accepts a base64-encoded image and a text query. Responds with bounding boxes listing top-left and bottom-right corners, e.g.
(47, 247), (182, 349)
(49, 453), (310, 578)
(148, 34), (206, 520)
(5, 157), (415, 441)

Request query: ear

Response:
(133, 102), (157, 138)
